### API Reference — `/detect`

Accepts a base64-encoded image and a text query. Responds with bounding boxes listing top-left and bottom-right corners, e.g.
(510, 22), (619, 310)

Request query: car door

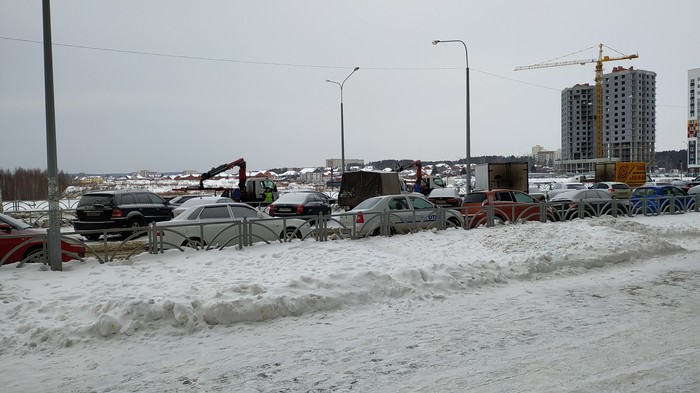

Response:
(385, 196), (412, 233)
(0, 220), (25, 263)
(667, 187), (687, 212)
(493, 191), (515, 221)
(512, 191), (538, 221)
(408, 195), (438, 230)
(231, 205), (279, 242)
(592, 190), (613, 212)
(134, 192), (154, 223)
(195, 205), (238, 247)
(147, 192), (172, 222)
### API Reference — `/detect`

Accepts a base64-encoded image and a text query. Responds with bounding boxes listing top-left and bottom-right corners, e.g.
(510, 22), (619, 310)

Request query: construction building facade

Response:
(688, 68), (700, 172)
(559, 67), (656, 172)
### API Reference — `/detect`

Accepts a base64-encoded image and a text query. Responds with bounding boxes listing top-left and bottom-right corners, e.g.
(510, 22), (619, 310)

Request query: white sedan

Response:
(337, 194), (464, 237)
(155, 202), (311, 250)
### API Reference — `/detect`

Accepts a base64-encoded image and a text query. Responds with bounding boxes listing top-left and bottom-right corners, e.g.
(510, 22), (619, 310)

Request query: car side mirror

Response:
(0, 223), (12, 232)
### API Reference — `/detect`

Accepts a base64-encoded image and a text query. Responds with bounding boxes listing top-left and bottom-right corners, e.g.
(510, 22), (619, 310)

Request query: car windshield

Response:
(0, 213), (32, 229)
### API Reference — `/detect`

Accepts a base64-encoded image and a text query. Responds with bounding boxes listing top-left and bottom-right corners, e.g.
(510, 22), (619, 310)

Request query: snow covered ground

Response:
(1, 213), (698, 392)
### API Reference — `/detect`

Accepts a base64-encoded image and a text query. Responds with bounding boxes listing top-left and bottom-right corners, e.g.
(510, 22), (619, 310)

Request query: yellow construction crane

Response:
(515, 44), (638, 158)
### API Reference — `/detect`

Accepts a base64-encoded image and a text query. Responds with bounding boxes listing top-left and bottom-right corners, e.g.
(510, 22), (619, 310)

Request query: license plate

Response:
(278, 208), (291, 212)
(86, 211), (101, 216)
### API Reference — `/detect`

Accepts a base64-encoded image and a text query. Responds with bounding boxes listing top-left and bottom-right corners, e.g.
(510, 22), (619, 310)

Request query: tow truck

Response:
(174, 158), (278, 204)
(395, 160), (446, 195)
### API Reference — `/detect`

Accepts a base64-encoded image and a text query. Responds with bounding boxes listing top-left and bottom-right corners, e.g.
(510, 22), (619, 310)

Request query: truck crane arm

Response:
(200, 158), (246, 190)
(395, 160), (424, 192)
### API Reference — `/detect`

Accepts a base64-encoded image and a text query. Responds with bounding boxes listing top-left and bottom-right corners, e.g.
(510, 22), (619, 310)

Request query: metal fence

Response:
(2, 194), (699, 266)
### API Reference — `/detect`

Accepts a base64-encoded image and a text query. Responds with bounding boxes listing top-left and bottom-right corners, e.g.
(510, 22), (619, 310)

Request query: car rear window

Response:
(463, 193), (488, 203)
(612, 184), (630, 190)
(409, 196), (433, 209)
(277, 193), (309, 203)
(199, 206), (231, 219)
(77, 194), (114, 207)
(354, 197), (382, 210)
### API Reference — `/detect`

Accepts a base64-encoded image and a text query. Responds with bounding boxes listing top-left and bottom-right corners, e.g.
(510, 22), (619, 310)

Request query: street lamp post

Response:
(326, 66), (360, 174)
(433, 39), (471, 193)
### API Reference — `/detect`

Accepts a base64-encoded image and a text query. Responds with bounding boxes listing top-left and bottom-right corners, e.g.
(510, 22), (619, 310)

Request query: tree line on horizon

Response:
(0, 168), (72, 201)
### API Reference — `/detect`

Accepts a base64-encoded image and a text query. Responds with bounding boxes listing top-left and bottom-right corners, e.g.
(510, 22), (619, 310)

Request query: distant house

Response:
(280, 170), (301, 181)
(300, 167), (324, 184)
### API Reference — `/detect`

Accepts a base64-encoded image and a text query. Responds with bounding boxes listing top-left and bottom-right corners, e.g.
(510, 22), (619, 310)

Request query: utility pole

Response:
(42, 0), (62, 271)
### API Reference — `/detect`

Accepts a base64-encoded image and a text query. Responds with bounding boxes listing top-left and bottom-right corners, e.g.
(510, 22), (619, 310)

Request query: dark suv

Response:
(73, 190), (173, 240)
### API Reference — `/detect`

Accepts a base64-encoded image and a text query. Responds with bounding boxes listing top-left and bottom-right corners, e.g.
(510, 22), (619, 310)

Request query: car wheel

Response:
(23, 247), (47, 264)
(181, 238), (205, 249)
(123, 219), (144, 238)
(85, 233), (101, 241)
(370, 226), (397, 236)
(446, 217), (461, 228)
(282, 227), (302, 240)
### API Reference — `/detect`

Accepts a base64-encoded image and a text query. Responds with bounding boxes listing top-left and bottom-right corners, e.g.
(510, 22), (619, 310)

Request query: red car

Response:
(0, 213), (85, 265)
(461, 189), (556, 228)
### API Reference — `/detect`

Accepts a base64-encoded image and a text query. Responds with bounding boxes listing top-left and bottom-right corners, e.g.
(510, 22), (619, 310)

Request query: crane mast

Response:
(515, 44), (638, 159)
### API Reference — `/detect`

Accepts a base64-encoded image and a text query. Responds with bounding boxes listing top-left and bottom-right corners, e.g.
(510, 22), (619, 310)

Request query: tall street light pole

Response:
(326, 67), (360, 174)
(43, 0), (62, 271)
(433, 39), (471, 193)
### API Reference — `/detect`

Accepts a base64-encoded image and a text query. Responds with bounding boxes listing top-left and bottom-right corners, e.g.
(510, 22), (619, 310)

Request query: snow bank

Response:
(0, 215), (698, 354)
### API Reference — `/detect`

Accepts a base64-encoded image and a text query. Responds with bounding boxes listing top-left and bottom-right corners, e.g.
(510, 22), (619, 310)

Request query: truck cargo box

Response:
(473, 162), (529, 193)
(338, 171), (407, 210)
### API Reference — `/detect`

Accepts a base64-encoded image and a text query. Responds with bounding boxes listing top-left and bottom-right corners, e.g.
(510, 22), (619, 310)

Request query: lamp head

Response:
(353, 66), (360, 71)
(432, 40), (440, 45)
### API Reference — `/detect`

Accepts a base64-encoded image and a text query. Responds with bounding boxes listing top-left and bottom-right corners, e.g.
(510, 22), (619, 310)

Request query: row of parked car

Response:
(3, 178), (699, 264)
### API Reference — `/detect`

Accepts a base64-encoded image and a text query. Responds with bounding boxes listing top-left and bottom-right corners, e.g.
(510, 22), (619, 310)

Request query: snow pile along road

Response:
(1, 215), (697, 355)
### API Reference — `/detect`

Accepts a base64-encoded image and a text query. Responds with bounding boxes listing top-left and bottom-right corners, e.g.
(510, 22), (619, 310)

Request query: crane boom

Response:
(514, 58), (597, 71)
(515, 44), (638, 158)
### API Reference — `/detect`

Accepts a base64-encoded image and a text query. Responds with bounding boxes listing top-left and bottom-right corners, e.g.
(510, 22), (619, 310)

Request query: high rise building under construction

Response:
(560, 66), (656, 172)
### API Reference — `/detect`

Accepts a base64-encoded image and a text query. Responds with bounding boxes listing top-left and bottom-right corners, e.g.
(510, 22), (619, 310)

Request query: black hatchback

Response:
(73, 190), (173, 240)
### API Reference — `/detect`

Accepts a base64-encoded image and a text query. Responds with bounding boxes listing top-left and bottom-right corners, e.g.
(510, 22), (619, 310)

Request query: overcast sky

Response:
(1, 1), (698, 174)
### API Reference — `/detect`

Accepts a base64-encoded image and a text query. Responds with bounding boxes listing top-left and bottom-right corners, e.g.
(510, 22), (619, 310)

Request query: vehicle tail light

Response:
(356, 211), (364, 223)
(111, 208), (123, 218)
(296, 204), (304, 214)
(269, 205), (275, 215)
(447, 198), (457, 203)
(609, 188), (614, 193)
(428, 198), (436, 203)
(570, 203), (578, 209)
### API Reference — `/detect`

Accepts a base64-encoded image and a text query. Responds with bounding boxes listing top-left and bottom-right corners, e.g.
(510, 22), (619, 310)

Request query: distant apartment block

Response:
(560, 67), (656, 172)
(531, 145), (561, 166)
(688, 68), (700, 170)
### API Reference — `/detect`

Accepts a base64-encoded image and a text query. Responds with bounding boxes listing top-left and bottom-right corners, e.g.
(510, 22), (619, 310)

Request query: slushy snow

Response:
(0, 214), (698, 392)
